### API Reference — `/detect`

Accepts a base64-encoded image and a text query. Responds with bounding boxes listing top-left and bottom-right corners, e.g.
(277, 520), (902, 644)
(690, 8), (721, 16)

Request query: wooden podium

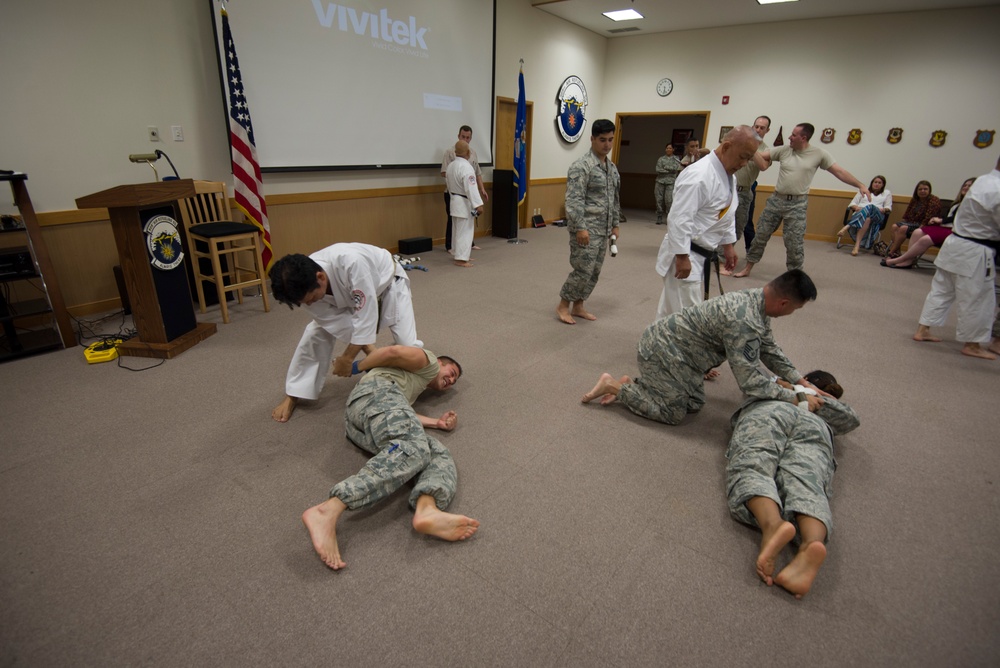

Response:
(76, 179), (216, 359)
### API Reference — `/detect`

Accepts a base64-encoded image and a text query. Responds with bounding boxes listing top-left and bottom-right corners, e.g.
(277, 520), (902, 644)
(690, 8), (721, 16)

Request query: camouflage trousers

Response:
(726, 401), (835, 538)
(654, 182), (674, 217)
(330, 378), (457, 512)
(734, 188), (754, 241)
(560, 233), (608, 303)
(745, 195), (808, 270)
(617, 328), (706, 426)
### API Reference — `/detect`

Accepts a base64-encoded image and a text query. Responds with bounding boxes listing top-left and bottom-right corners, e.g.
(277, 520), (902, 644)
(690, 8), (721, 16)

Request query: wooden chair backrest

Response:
(176, 181), (233, 231)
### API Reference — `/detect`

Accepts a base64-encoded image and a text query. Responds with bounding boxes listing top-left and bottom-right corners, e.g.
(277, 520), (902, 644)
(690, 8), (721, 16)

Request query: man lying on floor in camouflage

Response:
(582, 269), (827, 425)
(303, 345), (478, 570)
(725, 370), (860, 599)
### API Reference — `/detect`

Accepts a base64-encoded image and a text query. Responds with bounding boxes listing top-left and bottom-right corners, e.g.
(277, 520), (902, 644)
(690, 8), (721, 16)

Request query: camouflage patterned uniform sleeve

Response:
(610, 162), (621, 228)
(758, 331), (803, 385)
(565, 158), (589, 234)
(721, 293), (798, 404)
(815, 398), (861, 436)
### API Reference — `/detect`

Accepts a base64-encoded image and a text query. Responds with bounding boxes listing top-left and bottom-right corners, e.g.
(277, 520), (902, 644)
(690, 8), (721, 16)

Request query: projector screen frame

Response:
(209, 0), (497, 174)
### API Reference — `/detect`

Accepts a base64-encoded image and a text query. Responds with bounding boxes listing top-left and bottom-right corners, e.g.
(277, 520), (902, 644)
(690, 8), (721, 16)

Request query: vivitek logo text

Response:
(311, 1), (430, 50)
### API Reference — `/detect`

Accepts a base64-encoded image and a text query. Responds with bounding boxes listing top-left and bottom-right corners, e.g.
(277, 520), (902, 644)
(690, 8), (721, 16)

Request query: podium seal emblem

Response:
(143, 215), (184, 271)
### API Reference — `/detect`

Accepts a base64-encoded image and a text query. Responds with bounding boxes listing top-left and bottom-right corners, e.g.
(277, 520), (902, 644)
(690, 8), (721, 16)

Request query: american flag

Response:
(221, 8), (272, 271)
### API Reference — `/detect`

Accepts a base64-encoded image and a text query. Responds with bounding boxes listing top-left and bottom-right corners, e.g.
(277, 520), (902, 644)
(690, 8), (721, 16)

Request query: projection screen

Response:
(210, 0), (496, 171)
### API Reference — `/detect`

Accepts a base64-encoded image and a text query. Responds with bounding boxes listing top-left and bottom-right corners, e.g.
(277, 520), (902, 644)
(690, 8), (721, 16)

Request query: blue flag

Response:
(513, 66), (527, 205)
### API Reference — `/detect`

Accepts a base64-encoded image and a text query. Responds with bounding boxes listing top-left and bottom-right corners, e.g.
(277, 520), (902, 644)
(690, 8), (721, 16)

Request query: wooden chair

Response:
(176, 181), (270, 324)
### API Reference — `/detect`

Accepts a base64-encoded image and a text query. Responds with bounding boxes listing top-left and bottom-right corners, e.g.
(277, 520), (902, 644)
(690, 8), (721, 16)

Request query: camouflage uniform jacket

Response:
(566, 150), (621, 237)
(648, 288), (804, 403)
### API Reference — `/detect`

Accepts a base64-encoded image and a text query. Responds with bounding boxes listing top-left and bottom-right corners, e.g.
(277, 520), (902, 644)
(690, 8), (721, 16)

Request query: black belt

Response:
(689, 242), (724, 301)
(449, 192), (468, 199)
(953, 232), (1000, 253)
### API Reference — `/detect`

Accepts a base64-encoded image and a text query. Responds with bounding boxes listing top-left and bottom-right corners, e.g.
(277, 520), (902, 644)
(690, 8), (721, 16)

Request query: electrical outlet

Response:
(171, 125), (184, 142)
(148, 126), (160, 142)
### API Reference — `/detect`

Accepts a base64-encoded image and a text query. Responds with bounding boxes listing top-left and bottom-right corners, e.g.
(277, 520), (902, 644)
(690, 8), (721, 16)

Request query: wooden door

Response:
(496, 96), (533, 228)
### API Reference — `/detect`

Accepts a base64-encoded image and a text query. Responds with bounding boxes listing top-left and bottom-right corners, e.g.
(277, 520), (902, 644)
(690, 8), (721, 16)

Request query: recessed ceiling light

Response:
(603, 9), (644, 21)
(757, 0), (799, 5)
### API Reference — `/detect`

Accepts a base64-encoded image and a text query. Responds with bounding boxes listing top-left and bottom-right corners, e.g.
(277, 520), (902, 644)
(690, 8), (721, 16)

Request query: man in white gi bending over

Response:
(655, 125), (762, 320)
(445, 140), (484, 268)
(913, 155), (1000, 359)
(269, 243), (421, 422)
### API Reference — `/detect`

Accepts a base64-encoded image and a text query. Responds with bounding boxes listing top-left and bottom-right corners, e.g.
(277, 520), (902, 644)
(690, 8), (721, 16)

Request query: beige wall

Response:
(5, 1), (993, 312)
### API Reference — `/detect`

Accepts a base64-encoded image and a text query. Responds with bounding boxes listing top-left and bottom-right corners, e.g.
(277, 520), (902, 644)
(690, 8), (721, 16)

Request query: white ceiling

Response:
(531, 0), (1000, 37)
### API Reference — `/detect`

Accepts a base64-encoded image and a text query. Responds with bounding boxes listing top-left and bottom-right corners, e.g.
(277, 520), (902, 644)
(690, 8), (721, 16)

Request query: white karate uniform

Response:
(285, 243), (422, 400)
(918, 168), (1000, 344)
(445, 157), (483, 262)
(655, 151), (738, 319)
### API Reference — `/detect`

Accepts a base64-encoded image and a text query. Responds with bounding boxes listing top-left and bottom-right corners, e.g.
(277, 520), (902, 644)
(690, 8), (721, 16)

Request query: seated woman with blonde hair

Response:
(836, 175), (892, 256)
(884, 180), (941, 258)
(883, 177), (976, 269)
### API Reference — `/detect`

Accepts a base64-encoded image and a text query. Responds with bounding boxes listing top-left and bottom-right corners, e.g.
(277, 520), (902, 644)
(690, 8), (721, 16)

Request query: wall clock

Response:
(656, 77), (673, 97)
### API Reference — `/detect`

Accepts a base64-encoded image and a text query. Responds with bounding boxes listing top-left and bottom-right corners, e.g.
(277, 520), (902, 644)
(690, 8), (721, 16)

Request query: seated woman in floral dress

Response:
(883, 177), (976, 269)
(884, 180), (941, 258)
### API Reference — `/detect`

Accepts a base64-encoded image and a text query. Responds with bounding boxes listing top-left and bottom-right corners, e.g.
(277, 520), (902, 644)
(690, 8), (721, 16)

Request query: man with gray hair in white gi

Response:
(445, 140), (484, 268)
(735, 123), (870, 278)
(912, 155), (1000, 359)
(654, 125), (761, 320)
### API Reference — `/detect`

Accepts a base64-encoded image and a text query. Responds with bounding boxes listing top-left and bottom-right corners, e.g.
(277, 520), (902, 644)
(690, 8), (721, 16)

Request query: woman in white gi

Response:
(445, 140), (484, 267)
(726, 370), (860, 599)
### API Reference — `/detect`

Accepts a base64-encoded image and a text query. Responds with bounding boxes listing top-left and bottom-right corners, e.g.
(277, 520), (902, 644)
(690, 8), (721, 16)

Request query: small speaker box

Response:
(398, 237), (432, 254)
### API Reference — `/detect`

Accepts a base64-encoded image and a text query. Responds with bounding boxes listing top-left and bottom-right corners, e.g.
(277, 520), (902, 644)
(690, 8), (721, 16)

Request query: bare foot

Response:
(582, 372), (621, 404)
(602, 376), (631, 405)
(571, 307), (597, 321)
(556, 304), (576, 325)
(756, 521), (796, 586)
(472, 245), (482, 250)
(719, 267), (734, 276)
(775, 540), (827, 599)
(412, 501), (480, 541)
(302, 498), (348, 570)
(733, 266), (753, 278)
(912, 326), (941, 343)
(851, 248), (859, 256)
(704, 369), (721, 381)
(272, 396), (298, 423)
(961, 343), (998, 360)
(454, 260), (474, 267)
(989, 340), (1000, 356)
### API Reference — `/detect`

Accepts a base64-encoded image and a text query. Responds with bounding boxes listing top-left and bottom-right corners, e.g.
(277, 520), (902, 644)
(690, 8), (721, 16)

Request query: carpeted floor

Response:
(1, 209), (997, 666)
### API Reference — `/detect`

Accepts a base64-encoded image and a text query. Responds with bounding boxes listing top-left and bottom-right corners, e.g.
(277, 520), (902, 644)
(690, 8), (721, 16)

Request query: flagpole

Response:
(510, 59), (528, 244)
